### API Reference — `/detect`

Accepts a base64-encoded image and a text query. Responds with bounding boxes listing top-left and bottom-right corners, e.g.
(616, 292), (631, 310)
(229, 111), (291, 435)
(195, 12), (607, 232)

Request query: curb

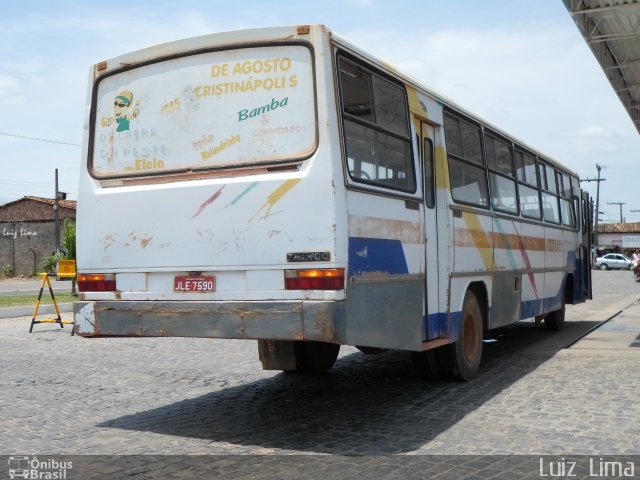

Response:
(0, 303), (74, 319)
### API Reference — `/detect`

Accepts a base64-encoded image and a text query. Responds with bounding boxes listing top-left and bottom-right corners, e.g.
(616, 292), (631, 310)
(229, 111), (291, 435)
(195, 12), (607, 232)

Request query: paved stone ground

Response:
(1, 271), (639, 478)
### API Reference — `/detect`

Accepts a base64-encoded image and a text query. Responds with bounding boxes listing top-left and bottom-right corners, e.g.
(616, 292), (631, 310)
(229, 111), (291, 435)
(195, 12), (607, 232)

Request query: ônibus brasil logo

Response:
(8, 456), (73, 479)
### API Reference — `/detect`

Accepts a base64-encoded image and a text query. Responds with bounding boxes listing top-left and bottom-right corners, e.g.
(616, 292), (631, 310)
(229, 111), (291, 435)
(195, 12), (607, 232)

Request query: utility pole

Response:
(607, 201), (626, 223)
(581, 163), (605, 246)
(54, 169), (60, 254)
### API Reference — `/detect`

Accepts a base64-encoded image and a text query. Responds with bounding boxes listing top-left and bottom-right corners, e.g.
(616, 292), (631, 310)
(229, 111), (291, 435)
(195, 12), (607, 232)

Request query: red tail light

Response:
(78, 274), (116, 292)
(285, 268), (344, 290)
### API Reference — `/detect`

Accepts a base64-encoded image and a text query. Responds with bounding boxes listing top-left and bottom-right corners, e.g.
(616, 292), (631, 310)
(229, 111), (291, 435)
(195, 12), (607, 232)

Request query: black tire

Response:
(600, 264), (608, 270)
(356, 346), (388, 354)
(411, 347), (446, 381)
(440, 290), (484, 381)
(293, 341), (340, 373)
(544, 307), (565, 331)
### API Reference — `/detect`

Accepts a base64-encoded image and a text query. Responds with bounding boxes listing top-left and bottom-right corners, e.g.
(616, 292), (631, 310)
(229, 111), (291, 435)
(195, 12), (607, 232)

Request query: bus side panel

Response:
(453, 210), (493, 275)
(343, 192), (424, 350)
(543, 226), (565, 314)
(519, 221), (546, 319)
(451, 209), (492, 336)
(491, 217), (522, 328)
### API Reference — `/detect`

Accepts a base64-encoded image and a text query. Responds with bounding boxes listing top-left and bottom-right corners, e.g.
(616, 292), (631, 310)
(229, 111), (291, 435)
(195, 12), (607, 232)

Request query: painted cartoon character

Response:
(101, 90), (140, 132)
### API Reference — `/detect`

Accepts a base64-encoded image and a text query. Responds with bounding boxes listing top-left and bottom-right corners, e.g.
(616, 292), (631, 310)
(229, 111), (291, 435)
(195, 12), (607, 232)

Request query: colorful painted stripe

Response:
(348, 215), (422, 244)
(454, 228), (573, 252)
(348, 237), (409, 276)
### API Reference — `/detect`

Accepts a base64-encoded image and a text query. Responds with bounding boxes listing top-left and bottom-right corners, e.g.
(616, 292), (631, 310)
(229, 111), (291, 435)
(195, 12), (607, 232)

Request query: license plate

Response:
(174, 275), (215, 292)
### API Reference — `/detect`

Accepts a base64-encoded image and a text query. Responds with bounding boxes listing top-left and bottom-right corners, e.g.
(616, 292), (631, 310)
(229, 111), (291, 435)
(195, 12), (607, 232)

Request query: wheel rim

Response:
(463, 311), (481, 363)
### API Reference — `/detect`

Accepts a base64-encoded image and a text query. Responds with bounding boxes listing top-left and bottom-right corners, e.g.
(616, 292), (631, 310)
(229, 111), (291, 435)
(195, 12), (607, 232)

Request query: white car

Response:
(594, 253), (633, 270)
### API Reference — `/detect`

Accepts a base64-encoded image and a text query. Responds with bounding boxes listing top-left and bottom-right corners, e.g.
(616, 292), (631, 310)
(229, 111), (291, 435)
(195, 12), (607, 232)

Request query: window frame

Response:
(443, 110), (489, 209)
(88, 41), (319, 181)
(484, 129), (519, 215)
(514, 146), (542, 220)
(558, 171), (578, 229)
(539, 160), (561, 225)
(337, 53), (417, 195)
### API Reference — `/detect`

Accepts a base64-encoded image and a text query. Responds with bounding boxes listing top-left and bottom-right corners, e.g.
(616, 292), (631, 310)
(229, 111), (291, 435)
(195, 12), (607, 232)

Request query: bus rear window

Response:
(90, 44), (316, 178)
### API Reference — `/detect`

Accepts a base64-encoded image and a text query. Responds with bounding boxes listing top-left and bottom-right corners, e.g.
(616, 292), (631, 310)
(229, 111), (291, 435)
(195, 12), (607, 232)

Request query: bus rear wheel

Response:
(443, 290), (484, 381)
(293, 341), (340, 373)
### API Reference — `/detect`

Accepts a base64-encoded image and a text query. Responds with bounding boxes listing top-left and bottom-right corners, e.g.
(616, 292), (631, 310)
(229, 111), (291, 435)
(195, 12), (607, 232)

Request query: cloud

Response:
(0, 8), (220, 62)
(569, 126), (618, 155)
(573, 126), (614, 138)
(0, 74), (23, 105)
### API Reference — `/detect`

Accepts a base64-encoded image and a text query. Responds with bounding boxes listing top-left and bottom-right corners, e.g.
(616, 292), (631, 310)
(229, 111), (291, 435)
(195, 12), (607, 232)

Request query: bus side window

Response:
(515, 149), (542, 220)
(338, 56), (415, 193)
(444, 112), (488, 208)
(558, 172), (576, 228)
(486, 131), (517, 214)
(540, 161), (560, 224)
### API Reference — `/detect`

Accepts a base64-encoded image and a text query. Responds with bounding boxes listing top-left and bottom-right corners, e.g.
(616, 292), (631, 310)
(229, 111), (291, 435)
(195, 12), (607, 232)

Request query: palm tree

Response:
(42, 218), (77, 295)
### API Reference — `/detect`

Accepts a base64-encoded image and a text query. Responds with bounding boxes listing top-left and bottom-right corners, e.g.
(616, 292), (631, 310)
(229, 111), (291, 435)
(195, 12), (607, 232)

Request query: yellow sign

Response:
(57, 260), (76, 278)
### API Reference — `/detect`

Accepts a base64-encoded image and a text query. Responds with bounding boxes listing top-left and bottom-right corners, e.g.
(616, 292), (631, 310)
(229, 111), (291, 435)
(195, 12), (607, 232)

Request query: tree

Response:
(42, 218), (77, 295)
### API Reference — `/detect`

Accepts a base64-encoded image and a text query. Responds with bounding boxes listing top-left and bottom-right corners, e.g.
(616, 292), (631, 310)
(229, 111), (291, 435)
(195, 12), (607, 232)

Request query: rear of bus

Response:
(74, 25), (348, 370)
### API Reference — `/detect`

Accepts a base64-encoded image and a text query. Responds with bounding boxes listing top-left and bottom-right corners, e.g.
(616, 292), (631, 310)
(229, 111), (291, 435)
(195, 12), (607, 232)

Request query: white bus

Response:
(74, 24), (592, 381)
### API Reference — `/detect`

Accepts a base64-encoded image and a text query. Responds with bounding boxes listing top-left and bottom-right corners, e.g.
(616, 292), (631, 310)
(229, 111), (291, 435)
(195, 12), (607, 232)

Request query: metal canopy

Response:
(563, 0), (640, 134)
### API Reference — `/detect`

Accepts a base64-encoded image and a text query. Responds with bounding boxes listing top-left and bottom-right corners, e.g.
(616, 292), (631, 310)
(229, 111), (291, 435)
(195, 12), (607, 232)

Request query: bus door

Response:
(581, 190), (593, 300)
(418, 120), (440, 339)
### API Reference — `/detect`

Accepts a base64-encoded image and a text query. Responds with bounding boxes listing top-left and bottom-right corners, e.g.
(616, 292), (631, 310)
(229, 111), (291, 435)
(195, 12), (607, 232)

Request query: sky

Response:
(1, 0), (639, 223)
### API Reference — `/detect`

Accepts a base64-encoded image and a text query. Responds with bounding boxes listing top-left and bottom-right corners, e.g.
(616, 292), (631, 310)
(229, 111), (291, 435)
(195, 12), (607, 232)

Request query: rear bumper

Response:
(73, 300), (345, 343)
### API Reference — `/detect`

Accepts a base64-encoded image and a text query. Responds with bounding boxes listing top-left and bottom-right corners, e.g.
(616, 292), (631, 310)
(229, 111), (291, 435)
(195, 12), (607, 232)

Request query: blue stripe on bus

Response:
(520, 289), (564, 320)
(424, 289), (569, 343)
(520, 298), (544, 319)
(348, 237), (409, 276)
(423, 311), (460, 341)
